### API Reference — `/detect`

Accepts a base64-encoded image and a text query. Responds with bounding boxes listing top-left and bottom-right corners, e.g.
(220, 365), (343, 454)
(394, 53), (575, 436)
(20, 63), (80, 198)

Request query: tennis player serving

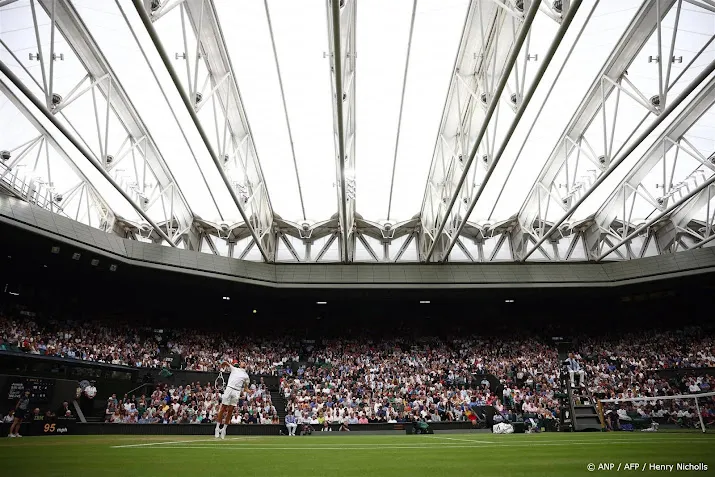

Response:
(214, 359), (249, 439)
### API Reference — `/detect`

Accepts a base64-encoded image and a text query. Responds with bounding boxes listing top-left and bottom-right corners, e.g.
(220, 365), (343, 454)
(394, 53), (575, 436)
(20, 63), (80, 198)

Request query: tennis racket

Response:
(215, 371), (225, 391)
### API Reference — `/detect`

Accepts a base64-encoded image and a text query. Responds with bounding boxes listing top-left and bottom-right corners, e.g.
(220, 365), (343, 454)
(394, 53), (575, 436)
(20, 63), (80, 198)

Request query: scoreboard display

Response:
(1, 376), (75, 436)
(6, 377), (55, 404)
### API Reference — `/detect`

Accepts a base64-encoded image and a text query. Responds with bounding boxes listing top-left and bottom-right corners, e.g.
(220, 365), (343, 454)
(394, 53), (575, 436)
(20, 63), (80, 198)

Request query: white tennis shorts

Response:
(221, 387), (240, 407)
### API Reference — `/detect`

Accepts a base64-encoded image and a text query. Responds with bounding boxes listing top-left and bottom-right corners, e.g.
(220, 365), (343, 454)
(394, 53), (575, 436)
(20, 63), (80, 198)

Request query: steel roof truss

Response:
(147, 0), (276, 260)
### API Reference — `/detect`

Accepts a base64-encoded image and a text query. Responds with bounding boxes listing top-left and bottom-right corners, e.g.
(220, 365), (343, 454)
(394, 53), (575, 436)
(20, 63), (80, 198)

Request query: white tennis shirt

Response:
(226, 365), (249, 391)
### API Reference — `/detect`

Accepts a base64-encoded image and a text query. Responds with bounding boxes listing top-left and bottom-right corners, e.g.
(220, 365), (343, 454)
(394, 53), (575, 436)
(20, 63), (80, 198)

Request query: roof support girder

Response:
(173, 0), (275, 260)
(177, 0), (276, 224)
(419, 0), (542, 262)
(132, 0), (274, 261)
(326, 0), (356, 263)
(0, 61), (176, 245)
(586, 75), (715, 258)
(520, 0), (677, 225)
(524, 57), (715, 260)
(518, 0), (680, 246)
(418, 0), (498, 262)
(143, 0), (276, 254)
(440, 0), (584, 262)
(518, 0), (715, 260)
(0, 87), (116, 232)
(597, 172), (715, 260)
(270, 215), (420, 262)
(29, 0), (193, 244)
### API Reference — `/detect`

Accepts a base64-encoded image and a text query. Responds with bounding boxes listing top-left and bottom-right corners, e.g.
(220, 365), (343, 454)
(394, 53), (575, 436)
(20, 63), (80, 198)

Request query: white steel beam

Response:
(0, 61), (175, 244)
(587, 76), (715, 259)
(597, 171), (715, 260)
(132, 0), (274, 261)
(517, 0), (680, 260)
(176, 0), (276, 245)
(441, 0), (584, 262)
(326, 0), (356, 263)
(521, 57), (715, 260)
(269, 215), (420, 263)
(521, 0), (677, 223)
(0, 83), (116, 231)
(420, 0), (541, 262)
(419, 0), (496, 262)
(28, 0), (194, 244)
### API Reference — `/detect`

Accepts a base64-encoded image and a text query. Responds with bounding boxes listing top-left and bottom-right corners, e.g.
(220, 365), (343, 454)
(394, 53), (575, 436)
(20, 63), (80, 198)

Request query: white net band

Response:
(599, 391), (715, 403)
(599, 392), (714, 433)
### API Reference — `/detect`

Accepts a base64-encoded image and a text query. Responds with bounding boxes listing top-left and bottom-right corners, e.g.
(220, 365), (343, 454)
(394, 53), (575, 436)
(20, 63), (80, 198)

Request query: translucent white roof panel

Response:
(264, 1), (337, 223)
(482, 0), (644, 222)
(1, 0), (714, 262)
(575, 1), (715, 221)
(215, 0), (310, 220)
(391, 0), (470, 223)
(72, 0), (232, 222)
(355, 0), (413, 222)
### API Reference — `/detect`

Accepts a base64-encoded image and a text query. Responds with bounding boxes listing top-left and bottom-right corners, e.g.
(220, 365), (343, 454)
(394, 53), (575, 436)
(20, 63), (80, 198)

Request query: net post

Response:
(695, 396), (706, 434)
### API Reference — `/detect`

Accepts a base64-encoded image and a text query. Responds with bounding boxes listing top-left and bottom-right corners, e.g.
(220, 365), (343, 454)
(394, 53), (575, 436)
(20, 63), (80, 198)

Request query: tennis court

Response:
(1, 432), (713, 476)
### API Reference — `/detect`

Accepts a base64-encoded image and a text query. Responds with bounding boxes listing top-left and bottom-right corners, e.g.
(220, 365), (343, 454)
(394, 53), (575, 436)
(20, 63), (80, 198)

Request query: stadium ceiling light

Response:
(505, 299), (515, 303)
(222, 296), (230, 300)
(71, 253), (81, 260)
(90, 259), (99, 266)
(420, 300), (430, 304)
(316, 301), (327, 305)
(51, 246), (60, 254)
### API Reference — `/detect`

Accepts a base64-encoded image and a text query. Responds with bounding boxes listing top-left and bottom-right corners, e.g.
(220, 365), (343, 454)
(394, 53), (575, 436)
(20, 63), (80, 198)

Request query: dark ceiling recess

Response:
(0, 221), (713, 325)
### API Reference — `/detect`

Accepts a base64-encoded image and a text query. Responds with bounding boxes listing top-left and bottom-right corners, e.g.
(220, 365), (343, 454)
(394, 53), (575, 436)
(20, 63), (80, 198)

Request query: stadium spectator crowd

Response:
(1, 315), (713, 428)
(170, 331), (299, 375)
(279, 337), (562, 427)
(102, 380), (279, 424)
(579, 329), (714, 393)
(0, 316), (297, 375)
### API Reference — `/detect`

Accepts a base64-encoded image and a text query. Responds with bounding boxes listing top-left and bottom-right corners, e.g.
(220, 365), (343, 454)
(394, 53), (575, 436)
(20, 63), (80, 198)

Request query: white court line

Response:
(114, 438), (713, 451)
(426, 437), (713, 446)
(111, 437), (254, 448)
(429, 436), (492, 443)
(124, 445), (487, 450)
(111, 439), (444, 449)
(113, 442), (477, 450)
(155, 437), (710, 446)
(112, 439), (216, 448)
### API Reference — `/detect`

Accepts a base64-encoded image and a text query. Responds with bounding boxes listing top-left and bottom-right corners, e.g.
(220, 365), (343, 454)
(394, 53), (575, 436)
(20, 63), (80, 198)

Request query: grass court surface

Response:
(0, 432), (713, 476)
